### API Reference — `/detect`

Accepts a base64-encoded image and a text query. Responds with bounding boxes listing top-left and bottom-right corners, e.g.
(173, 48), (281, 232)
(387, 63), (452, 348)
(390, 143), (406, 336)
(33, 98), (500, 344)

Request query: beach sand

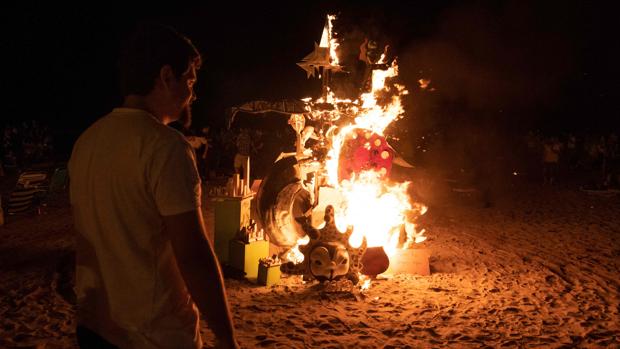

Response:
(1, 182), (619, 348)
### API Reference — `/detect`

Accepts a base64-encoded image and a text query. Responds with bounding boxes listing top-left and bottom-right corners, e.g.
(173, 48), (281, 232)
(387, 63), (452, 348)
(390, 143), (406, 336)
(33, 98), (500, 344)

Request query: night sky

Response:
(3, 1), (619, 156)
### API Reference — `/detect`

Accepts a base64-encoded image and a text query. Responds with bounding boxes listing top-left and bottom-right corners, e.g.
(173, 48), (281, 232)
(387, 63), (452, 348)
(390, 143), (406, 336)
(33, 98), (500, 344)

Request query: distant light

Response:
(513, 172), (518, 176)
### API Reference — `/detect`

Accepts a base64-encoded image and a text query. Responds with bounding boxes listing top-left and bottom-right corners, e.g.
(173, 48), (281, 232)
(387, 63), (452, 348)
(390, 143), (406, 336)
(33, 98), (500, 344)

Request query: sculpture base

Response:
(385, 248), (430, 276)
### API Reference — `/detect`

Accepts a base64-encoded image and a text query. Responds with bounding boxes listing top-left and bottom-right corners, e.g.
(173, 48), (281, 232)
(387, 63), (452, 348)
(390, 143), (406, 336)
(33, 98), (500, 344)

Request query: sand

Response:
(1, 182), (619, 348)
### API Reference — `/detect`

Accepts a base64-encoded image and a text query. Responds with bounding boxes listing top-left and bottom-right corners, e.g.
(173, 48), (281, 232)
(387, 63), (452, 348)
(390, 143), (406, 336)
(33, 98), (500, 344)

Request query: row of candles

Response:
(208, 157), (252, 197)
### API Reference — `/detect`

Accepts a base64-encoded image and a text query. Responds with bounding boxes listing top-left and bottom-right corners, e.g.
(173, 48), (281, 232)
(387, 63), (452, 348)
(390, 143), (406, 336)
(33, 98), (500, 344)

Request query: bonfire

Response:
(255, 14), (428, 288)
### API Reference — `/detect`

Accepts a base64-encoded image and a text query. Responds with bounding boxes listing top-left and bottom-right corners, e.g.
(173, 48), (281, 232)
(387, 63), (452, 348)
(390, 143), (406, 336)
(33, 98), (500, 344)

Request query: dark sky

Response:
(3, 1), (619, 151)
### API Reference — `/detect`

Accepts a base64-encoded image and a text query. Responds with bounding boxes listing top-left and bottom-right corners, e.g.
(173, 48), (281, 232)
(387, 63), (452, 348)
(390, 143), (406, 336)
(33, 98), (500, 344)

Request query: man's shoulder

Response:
(156, 125), (192, 150)
(113, 108), (190, 146)
(74, 109), (190, 153)
(73, 110), (116, 147)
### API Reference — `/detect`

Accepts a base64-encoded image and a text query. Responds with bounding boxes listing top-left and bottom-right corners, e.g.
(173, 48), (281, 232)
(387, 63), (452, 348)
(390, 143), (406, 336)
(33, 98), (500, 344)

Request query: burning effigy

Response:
(254, 14), (428, 287)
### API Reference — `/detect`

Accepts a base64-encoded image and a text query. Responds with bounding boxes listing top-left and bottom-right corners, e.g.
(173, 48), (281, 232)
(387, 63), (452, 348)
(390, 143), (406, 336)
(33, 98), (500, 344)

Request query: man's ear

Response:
(159, 65), (175, 90)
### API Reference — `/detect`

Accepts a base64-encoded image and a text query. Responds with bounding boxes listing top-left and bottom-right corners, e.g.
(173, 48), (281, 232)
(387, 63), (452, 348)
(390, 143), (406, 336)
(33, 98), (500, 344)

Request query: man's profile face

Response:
(170, 62), (198, 128)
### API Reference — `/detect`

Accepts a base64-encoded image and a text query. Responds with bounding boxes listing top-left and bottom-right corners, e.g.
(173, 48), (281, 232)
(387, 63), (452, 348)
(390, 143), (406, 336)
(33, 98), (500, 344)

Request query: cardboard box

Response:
(385, 248), (430, 276)
(257, 263), (281, 286)
(229, 239), (269, 279)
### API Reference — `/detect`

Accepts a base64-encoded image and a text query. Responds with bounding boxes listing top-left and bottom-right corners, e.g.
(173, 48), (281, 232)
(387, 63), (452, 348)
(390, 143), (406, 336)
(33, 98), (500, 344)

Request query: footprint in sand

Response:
(503, 307), (520, 313)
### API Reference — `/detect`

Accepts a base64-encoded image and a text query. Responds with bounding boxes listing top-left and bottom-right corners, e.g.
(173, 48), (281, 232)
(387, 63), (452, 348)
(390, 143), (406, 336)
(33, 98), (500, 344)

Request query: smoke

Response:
(396, 1), (579, 129)
(383, 1), (582, 187)
(324, 2), (584, 200)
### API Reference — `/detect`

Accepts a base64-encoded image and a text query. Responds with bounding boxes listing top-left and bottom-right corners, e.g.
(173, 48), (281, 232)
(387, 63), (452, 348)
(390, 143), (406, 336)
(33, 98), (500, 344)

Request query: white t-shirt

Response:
(69, 108), (202, 349)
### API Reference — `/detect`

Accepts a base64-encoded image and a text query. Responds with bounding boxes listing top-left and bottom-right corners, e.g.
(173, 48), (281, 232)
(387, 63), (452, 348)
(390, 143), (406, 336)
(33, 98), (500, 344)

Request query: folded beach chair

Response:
(6, 170), (49, 214)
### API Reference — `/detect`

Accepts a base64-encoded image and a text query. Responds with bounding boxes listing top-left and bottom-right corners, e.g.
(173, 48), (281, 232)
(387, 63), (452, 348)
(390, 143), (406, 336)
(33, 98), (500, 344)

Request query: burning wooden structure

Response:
(249, 14), (428, 285)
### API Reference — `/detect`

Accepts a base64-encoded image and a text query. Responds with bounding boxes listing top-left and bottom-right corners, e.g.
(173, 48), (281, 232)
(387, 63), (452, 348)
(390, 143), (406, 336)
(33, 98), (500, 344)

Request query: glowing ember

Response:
(360, 277), (371, 291)
(418, 78), (431, 89)
(284, 236), (310, 264)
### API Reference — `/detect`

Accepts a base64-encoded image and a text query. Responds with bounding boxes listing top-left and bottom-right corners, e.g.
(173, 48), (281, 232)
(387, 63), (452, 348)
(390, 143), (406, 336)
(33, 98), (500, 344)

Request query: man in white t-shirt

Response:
(69, 24), (238, 349)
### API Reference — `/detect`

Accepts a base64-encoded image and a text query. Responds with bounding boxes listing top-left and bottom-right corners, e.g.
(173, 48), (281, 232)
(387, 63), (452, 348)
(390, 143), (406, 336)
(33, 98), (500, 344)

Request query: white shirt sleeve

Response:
(149, 138), (201, 216)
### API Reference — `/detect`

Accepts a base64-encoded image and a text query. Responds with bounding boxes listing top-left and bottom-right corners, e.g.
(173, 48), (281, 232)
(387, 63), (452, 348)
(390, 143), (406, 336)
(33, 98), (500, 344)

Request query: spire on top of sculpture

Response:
(297, 14), (342, 78)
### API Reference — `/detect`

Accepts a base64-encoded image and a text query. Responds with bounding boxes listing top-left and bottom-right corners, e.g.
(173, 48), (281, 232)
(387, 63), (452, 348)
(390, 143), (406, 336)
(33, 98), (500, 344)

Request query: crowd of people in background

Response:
(1, 119), (618, 192)
(0, 117), (285, 183)
(1, 121), (54, 175)
(192, 126), (620, 192)
(180, 126), (273, 182)
(526, 130), (620, 189)
(179, 124), (301, 185)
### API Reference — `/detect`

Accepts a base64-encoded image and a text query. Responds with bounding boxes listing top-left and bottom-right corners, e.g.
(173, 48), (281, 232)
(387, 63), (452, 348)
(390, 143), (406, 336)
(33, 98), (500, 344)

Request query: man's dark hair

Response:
(119, 23), (201, 96)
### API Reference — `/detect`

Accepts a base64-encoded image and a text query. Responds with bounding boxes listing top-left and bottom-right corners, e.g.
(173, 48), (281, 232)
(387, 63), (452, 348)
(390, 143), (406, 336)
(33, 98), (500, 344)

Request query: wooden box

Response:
(211, 195), (252, 263)
(229, 239), (269, 280)
(386, 248), (431, 276)
(257, 263), (281, 286)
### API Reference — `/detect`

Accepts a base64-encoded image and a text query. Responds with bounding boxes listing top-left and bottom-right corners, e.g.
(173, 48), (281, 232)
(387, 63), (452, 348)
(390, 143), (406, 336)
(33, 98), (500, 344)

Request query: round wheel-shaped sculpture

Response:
(270, 183), (311, 247)
(256, 156), (312, 249)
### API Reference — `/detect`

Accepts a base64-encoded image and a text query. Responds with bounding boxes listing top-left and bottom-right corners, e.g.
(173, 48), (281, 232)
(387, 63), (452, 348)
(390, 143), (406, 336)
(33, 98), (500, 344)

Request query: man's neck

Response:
(122, 95), (169, 124)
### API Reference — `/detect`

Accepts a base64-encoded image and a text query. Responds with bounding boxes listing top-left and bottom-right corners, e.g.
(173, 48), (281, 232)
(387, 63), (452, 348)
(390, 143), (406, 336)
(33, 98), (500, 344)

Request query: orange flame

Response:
(284, 236), (310, 264)
(360, 276), (371, 291)
(321, 61), (427, 253)
(287, 15), (428, 275)
(319, 14), (339, 66)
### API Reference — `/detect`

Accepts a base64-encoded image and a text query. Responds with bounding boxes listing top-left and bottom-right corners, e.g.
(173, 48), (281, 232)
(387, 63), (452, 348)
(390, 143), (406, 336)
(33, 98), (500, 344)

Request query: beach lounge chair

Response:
(6, 170), (49, 214)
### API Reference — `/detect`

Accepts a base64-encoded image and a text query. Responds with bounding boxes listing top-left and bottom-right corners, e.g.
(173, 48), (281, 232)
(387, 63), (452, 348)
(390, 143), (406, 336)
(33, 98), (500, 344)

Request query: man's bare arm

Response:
(163, 210), (238, 348)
